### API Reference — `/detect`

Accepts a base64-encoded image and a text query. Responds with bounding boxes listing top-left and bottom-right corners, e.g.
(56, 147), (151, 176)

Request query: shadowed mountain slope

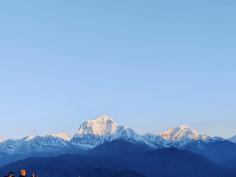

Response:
(0, 140), (235, 177)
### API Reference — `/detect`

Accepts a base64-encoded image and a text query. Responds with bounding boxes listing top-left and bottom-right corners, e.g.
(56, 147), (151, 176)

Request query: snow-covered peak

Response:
(21, 133), (71, 142)
(159, 124), (206, 143)
(179, 124), (190, 129)
(71, 115), (150, 149)
(50, 133), (71, 141)
(94, 114), (114, 122)
(75, 115), (119, 136)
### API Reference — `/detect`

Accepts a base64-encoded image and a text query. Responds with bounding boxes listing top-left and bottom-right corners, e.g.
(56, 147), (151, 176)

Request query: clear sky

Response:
(0, 0), (235, 139)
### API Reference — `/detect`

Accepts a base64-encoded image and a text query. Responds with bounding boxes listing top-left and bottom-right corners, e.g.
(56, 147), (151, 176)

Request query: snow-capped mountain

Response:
(71, 115), (150, 149)
(0, 114), (230, 166)
(143, 133), (167, 148)
(70, 115), (212, 149)
(229, 135), (236, 143)
(0, 115), (215, 154)
(158, 124), (209, 146)
(0, 134), (79, 166)
(0, 135), (71, 155)
(50, 133), (71, 141)
(76, 115), (119, 136)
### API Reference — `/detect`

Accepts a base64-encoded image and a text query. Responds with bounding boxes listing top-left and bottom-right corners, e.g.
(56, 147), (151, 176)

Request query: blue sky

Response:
(0, 0), (235, 138)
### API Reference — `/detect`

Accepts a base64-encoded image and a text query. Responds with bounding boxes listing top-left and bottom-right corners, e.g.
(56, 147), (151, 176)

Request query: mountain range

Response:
(0, 115), (235, 169)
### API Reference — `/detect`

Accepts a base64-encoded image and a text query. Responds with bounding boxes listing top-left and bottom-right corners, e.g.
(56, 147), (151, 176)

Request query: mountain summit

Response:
(159, 124), (208, 145)
(71, 115), (147, 149)
(76, 115), (119, 136)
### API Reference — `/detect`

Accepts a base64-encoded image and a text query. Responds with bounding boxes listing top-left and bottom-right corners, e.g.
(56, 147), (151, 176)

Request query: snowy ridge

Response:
(71, 115), (211, 149)
(0, 135), (70, 155)
(50, 133), (71, 141)
(0, 115), (227, 155)
(159, 124), (209, 146)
